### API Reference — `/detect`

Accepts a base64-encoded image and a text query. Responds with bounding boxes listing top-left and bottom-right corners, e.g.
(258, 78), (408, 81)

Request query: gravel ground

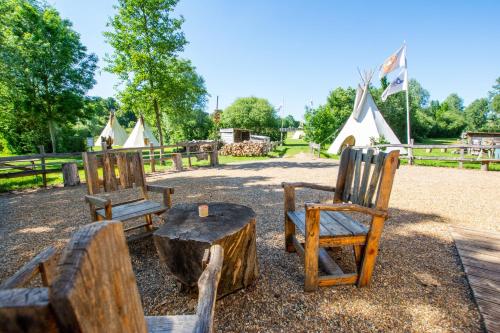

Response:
(1, 157), (499, 332)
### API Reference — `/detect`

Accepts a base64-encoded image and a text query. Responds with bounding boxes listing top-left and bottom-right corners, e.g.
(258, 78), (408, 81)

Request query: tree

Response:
(281, 115), (300, 128)
(304, 105), (336, 144)
(104, 0), (207, 145)
(433, 94), (466, 137)
(0, 0), (97, 153)
(464, 98), (489, 131)
(220, 97), (280, 140)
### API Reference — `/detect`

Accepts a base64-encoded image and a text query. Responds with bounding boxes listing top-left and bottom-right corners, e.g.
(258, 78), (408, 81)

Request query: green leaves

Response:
(221, 97), (280, 140)
(0, 0), (97, 152)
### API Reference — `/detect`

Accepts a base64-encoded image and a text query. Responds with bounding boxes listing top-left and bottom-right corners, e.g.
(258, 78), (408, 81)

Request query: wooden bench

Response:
(0, 221), (224, 333)
(83, 151), (174, 236)
(282, 147), (399, 291)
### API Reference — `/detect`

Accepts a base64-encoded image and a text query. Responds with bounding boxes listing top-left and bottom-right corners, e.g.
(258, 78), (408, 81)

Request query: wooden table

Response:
(154, 202), (259, 297)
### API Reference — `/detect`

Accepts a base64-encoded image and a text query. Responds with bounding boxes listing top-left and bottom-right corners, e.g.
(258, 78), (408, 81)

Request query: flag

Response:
(381, 70), (408, 101)
(379, 44), (406, 78)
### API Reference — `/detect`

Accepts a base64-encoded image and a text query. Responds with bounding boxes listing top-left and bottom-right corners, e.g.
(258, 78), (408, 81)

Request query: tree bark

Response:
(48, 120), (56, 153)
(153, 98), (163, 146)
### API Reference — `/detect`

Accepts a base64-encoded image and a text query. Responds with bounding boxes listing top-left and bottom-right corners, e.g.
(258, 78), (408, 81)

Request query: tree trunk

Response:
(153, 98), (163, 145)
(48, 120), (56, 153)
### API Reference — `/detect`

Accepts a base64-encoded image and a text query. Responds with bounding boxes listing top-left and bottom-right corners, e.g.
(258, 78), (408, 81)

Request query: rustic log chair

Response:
(282, 147), (400, 291)
(82, 151), (174, 234)
(0, 221), (224, 333)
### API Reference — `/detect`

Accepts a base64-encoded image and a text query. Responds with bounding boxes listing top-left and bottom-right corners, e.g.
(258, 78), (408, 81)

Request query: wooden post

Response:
(304, 207), (319, 291)
(459, 148), (464, 169)
(283, 185), (296, 252)
(62, 162), (80, 187)
(39, 145), (47, 187)
(149, 143), (155, 173)
(187, 144), (192, 167)
(171, 153), (183, 171)
(426, 148), (432, 153)
(481, 161), (489, 171)
(408, 139), (414, 165)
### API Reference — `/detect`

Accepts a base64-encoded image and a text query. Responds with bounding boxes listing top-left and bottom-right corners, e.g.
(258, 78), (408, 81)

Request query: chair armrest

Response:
(281, 182), (335, 192)
(0, 247), (58, 289)
(84, 195), (111, 208)
(305, 202), (388, 218)
(195, 245), (224, 333)
(146, 185), (174, 208)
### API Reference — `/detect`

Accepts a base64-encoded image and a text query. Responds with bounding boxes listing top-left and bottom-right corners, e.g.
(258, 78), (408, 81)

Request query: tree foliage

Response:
(220, 97), (280, 140)
(0, 0), (97, 153)
(104, 0), (208, 145)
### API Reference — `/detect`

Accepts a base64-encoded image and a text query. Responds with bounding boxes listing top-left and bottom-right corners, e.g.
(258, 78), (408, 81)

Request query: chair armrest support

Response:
(84, 195), (111, 208)
(281, 182), (335, 192)
(195, 245), (224, 333)
(146, 185), (174, 208)
(0, 247), (58, 289)
(305, 202), (388, 218)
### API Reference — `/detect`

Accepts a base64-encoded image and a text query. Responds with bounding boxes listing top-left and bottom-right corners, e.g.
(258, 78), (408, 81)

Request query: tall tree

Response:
(0, 0), (97, 152)
(104, 0), (207, 145)
(221, 97), (280, 140)
(464, 98), (489, 131)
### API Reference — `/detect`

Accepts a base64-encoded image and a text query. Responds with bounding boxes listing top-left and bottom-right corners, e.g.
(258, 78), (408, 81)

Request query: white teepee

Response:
(327, 71), (404, 154)
(123, 116), (160, 148)
(95, 112), (128, 147)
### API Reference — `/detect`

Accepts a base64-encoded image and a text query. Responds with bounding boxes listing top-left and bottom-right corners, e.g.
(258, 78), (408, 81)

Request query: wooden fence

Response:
(0, 141), (219, 187)
(352, 143), (500, 171)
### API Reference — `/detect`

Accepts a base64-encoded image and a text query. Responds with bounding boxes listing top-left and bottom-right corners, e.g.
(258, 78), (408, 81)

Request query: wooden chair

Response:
(0, 221), (224, 333)
(282, 147), (399, 291)
(83, 151), (174, 234)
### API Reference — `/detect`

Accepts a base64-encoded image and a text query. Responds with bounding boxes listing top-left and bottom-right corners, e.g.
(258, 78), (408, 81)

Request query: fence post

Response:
(149, 143), (155, 172)
(39, 145), (47, 187)
(459, 148), (464, 169)
(187, 143), (192, 168)
(408, 139), (414, 165)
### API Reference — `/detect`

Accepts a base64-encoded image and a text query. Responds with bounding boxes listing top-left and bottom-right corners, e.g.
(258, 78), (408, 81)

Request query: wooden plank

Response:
(334, 147), (351, 202)
(324, 211), (368, 235)
(0, 288), (58, 333)
(459, 255), (500, 273)
(318, 248), (343, 275)
(357, 149), (374, 206)
(342, 149), (357, 202)
(116, 153), (132, 189)
(451, 227), (500, 242)
(96, 200), (166, 221)
(318, 274), (358, 286)
(146, 315), (197, 333)
(284, 185), (296, 253)
(304, 208), (320, 291)
(467, 274), (500, 294)
(364, 152), (385, 206)
(455, 242), (500, 260)
(459, 251), (500, 265)
(50, 221), (148, 332)
(452, 233), (500, 253)
(464, 266), (500, 283)
(319, 235), (367, 247)
(351, 150), (363, 204)
(82, 152), (100, 195)
(102, 153), (118, 192)
(0, 247), (57, 289)
(468, 284), (500, 306)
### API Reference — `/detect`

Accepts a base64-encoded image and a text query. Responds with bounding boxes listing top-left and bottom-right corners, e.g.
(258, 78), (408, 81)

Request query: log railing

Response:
(351, 143), (500, 171)
(0, 141), (219, 187)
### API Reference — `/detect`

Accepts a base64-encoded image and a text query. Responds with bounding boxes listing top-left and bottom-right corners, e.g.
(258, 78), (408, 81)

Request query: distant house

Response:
(464, 132), (500, 145)
(219, 128), (251, 144)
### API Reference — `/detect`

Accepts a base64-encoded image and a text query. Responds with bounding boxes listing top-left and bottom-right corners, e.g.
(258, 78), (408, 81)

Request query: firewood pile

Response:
(220, 141), (272, 157)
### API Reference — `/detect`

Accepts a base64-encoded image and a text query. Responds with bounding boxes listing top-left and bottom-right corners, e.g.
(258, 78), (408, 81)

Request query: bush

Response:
(220, 141), (272, 157)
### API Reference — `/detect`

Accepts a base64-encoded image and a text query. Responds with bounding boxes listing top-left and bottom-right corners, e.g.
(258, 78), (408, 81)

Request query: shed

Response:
(464, 132), (500, 145)
(219, 128), (251, 144)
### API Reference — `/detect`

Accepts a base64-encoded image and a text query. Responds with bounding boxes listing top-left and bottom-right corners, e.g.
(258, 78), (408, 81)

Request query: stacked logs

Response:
(220, 141), (271, 157)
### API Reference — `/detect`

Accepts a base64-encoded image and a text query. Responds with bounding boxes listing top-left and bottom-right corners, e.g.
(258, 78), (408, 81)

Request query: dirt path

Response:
(1, 158), (499, 332)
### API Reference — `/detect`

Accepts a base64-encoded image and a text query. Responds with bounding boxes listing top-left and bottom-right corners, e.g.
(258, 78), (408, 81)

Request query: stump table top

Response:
(155, 202), (256, 243)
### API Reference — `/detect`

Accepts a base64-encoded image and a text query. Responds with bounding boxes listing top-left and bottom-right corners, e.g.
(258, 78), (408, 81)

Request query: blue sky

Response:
(50, 0), (500, 120)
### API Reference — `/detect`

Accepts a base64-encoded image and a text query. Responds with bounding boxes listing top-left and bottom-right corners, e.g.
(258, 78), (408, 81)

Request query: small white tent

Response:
(123, 116), (160, 147)
(95, 112), (128, 147)
(327, 72), (404, 154)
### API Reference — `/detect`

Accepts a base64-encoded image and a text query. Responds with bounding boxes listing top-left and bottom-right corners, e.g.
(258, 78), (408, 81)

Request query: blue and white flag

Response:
(381, 70), (408, 101)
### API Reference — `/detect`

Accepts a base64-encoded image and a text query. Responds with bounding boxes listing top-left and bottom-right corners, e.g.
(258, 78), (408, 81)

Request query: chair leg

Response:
(285, 215), (296, 252)
(145, 214), (153, 231)
(353, 245), (364, 267)
(304, 208), (320, 291)
(358, 216), (384, 287)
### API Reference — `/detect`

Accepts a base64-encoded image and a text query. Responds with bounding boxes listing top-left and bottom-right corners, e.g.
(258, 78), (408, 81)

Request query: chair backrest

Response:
(82, 151), (147, 195)
(334, 147), (399, 211)
(49, 221), (148, 333)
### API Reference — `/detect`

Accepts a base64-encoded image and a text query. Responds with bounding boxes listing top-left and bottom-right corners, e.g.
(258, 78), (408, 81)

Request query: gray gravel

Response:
(2, 157), (499, 332)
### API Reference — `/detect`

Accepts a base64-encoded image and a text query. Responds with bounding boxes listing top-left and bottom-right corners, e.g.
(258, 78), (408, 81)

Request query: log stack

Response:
(220, 141), (271, 157)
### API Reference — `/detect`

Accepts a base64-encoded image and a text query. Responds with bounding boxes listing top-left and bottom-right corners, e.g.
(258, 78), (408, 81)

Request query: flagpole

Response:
(405, 68), (412, 160)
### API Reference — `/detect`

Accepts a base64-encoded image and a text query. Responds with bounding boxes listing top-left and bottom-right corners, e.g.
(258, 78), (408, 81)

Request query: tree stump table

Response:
(153, 202), (258, 297)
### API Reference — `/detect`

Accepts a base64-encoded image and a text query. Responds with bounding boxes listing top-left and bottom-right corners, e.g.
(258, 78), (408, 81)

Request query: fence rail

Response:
(0, 141), (219, 187)
(352, 143), (500, 171)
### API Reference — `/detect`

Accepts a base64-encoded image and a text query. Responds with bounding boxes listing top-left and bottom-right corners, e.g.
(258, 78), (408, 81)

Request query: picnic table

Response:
(154, 202), (259, 297)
